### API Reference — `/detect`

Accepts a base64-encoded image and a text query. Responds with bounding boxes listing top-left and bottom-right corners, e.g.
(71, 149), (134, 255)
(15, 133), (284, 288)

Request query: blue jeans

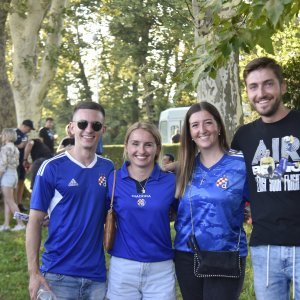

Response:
(44, 272), (106, 300)
(251, 246), (300, 300)
(106, 256), (176, 300)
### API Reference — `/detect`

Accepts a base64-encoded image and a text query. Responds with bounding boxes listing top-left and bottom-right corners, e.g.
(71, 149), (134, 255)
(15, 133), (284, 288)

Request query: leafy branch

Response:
(189, 0), (300, 84)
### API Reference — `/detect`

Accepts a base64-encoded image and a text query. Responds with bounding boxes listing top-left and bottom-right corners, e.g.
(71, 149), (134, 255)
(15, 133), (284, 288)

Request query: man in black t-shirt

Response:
(232, 57), (300, 300)
(23, 138), (53, 189)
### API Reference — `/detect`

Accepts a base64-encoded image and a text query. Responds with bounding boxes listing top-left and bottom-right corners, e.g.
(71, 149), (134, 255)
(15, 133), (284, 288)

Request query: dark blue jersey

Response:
(107, 162), (177, 262)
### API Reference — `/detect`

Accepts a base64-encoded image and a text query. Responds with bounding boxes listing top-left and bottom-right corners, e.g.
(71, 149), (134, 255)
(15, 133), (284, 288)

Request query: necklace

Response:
(138, 178), (149, 194)
(199, 168), (208, 185)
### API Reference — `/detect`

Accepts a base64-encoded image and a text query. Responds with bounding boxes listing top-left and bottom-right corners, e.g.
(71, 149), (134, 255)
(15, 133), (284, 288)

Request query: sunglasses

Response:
(74, 120), (103, 132)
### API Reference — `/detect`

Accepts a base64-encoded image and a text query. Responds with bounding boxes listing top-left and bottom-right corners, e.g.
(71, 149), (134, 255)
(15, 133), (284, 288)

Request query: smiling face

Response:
(246, 68), (286, 119)
(189, 110), (221, 152)
(125, 128), (160, 170)
(70, 109), (105, 151)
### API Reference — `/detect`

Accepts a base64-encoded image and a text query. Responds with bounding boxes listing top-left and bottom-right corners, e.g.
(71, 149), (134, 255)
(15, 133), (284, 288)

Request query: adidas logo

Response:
(68, 178), (79, 186)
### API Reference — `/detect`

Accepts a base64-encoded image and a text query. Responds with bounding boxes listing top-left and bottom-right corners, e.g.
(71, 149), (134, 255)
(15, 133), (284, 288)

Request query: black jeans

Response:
(175, 250), (246, 300)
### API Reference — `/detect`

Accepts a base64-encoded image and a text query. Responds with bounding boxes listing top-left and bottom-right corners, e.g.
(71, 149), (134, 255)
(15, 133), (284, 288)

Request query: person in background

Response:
(172, 128), (181, 143)
(15, 119), (35, 212)
(0, 128), (26, 231)
(96, 136), (104, 155)
(26, 102), (114, 300)
(174, 102), (248, 300)
(23, 136), (53, 190)
(39, 117), (56, 154)
(231, 57), (300, 300)
(106, 122), (177, 300)
(162, 153), (175, 167)
(56, 123), (75, 154)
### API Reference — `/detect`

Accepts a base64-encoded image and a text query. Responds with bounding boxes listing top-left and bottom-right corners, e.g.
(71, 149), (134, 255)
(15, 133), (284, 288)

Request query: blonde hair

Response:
(123, 122), (162, 162)
(1, 128), (17, 143)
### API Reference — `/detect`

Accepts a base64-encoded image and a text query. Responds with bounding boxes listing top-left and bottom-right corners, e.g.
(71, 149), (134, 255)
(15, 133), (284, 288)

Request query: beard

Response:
(252, 95), (282, 117)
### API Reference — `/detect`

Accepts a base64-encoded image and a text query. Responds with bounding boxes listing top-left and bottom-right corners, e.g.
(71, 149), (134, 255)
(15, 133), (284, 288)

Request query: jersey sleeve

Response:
(30, 161), (56, 213)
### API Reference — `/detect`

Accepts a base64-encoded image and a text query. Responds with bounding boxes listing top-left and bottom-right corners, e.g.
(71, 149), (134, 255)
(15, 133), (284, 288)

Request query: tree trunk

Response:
(192, 0), (243, 143)
(9, 0), (68, 126)
(0, 0), (17, 130)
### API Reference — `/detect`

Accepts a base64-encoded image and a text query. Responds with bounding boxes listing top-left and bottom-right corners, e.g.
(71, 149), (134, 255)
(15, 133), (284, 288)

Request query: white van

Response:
(159, 106), (190, 144)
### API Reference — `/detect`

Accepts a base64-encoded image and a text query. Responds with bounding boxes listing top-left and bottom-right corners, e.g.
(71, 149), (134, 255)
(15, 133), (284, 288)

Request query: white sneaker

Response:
(0, 224), (10, 231)
(11, 224), (26, 231)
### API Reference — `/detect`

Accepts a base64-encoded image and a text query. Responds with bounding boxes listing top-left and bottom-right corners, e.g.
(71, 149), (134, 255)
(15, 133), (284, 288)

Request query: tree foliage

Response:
(2, 0), (299, 145)
(187, 0), (300, 85)
(94, 0), (195, 143)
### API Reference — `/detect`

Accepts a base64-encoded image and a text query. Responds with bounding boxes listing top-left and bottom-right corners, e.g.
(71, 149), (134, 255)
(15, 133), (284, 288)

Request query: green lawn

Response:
(0, 195), (255, 299)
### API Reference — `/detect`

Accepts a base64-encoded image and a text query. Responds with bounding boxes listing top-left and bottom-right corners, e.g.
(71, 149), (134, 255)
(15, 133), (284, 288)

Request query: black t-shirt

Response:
(31, 139), (53, 161)
(14, 128), (28, 162)
(39, 127), (54, 153)
(231, 110), (300, 246)
(61, 137), (75, 147)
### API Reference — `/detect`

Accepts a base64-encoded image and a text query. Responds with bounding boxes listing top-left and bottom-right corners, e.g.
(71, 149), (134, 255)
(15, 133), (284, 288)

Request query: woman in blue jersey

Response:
(106, 122), (177, 300)
(174, 102), (248, 300)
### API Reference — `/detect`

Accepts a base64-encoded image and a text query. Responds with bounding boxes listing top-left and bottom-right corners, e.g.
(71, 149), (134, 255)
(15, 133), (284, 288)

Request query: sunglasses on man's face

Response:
(74, 120), (103, 132)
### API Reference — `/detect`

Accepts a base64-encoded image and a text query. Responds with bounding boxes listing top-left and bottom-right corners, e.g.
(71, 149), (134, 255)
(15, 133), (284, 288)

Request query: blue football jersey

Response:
(175, 152), (248, 257)
(31, 152), (114, 281)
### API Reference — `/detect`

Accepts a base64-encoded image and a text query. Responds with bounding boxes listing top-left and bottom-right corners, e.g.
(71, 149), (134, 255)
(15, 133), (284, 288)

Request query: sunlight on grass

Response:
(0, 207), (255, 299)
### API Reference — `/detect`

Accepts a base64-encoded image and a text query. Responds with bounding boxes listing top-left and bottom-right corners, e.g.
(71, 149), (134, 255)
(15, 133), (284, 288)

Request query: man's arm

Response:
(23, 140), (34, 171)
(16, 140), (27, 149)
(26, 209), (49, 300)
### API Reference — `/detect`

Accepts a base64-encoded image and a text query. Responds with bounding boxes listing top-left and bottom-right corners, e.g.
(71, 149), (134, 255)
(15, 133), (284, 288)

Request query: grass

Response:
(0, 191), (255, 300)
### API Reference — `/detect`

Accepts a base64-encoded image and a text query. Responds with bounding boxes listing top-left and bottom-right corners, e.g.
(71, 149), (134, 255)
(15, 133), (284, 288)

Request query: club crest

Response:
(216, 176), (228, 189)
(98, 175), (107, 187)
(137, 198), (146, 207)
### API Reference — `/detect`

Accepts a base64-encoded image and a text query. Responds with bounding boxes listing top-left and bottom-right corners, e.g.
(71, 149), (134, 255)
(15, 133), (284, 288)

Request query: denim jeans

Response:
(44, 272), (106, 300)
(251, 245), (300, 300)
(106, 256), (176, 300)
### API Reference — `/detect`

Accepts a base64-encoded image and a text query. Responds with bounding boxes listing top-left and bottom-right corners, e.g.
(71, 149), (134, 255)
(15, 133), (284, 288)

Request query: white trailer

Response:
(159, 106), (190, 144)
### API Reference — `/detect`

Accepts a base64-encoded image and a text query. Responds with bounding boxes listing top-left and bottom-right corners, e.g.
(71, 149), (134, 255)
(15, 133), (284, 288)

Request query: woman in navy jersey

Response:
(106, 122), (177, 300)
(174, 102), (248, 300)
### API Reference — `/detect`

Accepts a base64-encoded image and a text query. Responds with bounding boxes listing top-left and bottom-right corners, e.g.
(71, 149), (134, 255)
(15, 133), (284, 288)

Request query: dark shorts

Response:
(17, 164), (26, 180)
(31, 158), (48, 189)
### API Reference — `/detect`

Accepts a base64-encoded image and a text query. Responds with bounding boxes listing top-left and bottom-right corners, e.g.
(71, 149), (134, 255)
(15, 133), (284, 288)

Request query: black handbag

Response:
(187, 180), (242, 278)
(188, 234), (241, 278)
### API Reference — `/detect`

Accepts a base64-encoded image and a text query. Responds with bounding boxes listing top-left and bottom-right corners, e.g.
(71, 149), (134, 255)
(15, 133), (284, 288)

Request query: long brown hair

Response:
(175, 102), (229, 198)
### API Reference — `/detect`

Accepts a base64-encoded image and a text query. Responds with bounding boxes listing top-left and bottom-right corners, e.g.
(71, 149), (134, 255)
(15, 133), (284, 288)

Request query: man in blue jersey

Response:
(15, 119), (35, 212)
(26, 102), (114, 300)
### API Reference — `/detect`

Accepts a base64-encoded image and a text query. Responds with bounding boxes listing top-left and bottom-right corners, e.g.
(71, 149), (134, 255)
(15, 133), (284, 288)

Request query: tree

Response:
(192, 0), (242, 142)
(8, 0), (68, 126)
(0, 0), (16, 130)
(98, 0), (195, 143)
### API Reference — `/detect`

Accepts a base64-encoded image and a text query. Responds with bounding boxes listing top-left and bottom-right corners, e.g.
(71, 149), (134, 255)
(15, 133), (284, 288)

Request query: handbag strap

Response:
(109, 170), (117, 209)
(188, 172), (241, 250)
